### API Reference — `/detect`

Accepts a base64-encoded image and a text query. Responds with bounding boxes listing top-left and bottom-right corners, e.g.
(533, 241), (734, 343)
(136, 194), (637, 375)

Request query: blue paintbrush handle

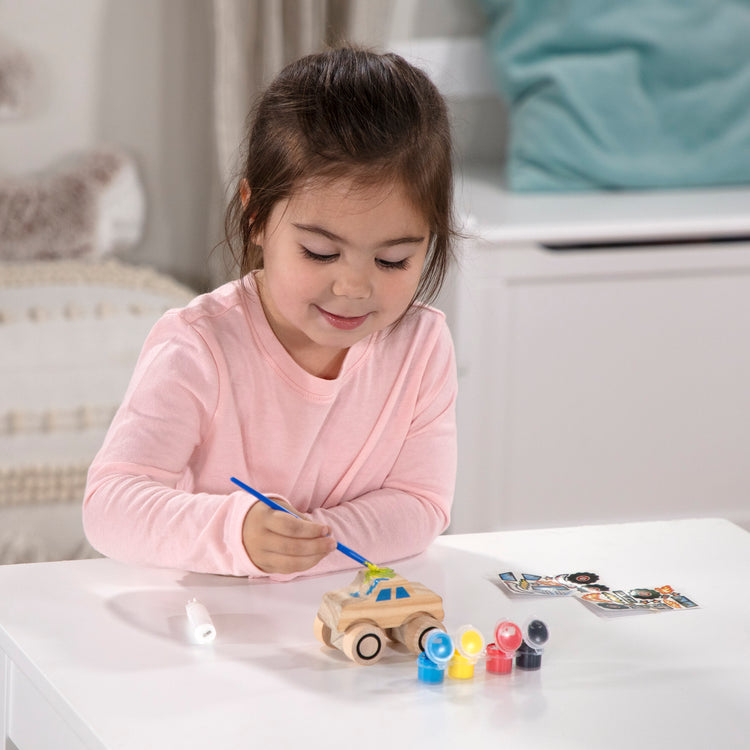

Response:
(333, 541), (371, 567)
(230, 477), (374, 568)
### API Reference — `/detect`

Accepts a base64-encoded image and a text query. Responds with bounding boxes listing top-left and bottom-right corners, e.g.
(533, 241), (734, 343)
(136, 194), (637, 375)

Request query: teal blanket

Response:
(478, 0), (750, 191)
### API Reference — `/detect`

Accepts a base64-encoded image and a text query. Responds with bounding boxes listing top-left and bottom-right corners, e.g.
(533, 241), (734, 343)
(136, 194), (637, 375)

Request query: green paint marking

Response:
(364, 565), (396, 580)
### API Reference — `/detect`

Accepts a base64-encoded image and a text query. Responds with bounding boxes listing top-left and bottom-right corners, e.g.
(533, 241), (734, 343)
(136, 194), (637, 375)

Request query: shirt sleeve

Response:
(272, 319), (458, 581)
(82, 313), (259, 576)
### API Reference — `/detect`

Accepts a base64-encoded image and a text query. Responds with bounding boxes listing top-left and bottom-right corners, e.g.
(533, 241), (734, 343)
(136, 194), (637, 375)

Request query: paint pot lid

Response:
(455, 624), (485, 659)
(494, 619), (523, 652)
(424, 630), (454, 667)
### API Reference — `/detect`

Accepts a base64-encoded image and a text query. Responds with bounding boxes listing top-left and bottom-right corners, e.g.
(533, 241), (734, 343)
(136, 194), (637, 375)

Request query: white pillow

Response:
(0, 259), (195, 510)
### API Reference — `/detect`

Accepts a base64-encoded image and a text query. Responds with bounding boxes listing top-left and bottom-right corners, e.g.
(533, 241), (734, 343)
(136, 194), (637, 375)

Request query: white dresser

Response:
(450, 166), (750, 534)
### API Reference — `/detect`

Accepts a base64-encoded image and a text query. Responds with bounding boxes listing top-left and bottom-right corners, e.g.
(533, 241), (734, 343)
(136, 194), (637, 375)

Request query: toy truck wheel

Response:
(391, 614), (444, 654)
(341, 622), (386, 665)
(313, 615), (334, 648)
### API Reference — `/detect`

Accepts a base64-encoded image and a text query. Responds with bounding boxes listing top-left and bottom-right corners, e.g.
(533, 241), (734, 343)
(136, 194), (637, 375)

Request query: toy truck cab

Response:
(314, 568), (445, 665)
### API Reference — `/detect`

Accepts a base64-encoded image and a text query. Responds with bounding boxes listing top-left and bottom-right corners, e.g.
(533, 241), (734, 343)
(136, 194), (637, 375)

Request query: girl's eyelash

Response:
(302, 248), (337, 263)
(376, 258), (410, 271)
(301, 248), (409, 270)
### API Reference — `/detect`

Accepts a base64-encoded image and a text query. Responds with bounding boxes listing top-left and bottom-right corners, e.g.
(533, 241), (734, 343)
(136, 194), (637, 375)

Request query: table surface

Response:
(1, 517), (748, 750)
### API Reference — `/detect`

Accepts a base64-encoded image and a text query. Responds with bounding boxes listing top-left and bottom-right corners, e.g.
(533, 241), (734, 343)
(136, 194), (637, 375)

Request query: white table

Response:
(1, 518), (748, 750)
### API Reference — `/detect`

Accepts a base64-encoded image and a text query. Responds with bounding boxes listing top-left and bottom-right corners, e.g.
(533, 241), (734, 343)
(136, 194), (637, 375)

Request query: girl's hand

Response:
(241, 500), (336, 574)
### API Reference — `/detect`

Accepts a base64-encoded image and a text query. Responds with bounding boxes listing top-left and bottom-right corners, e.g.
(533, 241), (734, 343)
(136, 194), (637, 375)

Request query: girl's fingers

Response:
(262, 530), (335, 559)
(264, 506), (330, 538)
(242, 500), (336, 573)
(255, 536), (336, 574)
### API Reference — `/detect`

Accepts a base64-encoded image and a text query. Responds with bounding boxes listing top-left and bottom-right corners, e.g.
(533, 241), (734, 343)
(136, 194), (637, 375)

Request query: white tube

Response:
(186, 598), (216, 643)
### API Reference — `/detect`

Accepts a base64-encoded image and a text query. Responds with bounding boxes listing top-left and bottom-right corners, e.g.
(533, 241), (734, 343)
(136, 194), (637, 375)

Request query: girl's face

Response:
(254, 178), (430, 379)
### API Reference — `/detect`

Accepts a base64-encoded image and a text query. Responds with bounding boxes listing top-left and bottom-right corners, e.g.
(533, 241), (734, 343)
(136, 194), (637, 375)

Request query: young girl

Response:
(83, 46), (458, 580)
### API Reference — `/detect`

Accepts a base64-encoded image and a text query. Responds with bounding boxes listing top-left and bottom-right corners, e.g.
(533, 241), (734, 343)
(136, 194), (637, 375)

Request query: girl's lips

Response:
(317, 306), (370, 330)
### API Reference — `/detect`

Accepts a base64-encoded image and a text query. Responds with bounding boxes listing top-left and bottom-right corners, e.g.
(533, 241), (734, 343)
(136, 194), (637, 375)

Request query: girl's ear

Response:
(240, 179), (251, 209)
(240, 178), (261, 243)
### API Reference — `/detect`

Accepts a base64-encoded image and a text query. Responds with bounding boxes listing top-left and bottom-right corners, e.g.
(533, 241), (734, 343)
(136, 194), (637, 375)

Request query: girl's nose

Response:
(331, 263), (372, 299)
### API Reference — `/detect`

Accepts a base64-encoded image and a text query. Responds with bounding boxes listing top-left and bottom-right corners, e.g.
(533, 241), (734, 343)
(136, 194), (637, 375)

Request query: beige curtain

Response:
(208, 0), (395, 285)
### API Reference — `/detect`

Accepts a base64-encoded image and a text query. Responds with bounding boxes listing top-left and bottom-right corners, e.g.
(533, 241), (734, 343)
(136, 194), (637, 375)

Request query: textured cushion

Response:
(477, 0), (750, 191)
(0, 148), (145, 260)
(0, 259), (195, 517)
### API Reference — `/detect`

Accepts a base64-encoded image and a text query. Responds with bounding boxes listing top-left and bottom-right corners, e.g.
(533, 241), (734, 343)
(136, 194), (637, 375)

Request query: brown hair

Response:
(224, 46), (457, 306)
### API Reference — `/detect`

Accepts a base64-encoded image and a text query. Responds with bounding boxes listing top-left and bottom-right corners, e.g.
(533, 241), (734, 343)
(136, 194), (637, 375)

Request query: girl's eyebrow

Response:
(292, 222), (426, 248)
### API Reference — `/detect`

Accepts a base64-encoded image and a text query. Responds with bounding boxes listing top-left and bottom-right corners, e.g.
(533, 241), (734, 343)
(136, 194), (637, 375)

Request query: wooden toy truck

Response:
(313, 568), (445, 665)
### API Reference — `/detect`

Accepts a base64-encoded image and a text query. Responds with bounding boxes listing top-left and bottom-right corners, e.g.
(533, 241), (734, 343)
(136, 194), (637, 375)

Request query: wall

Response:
(388, 0), (506, 167)
(0, 0), (214, 291)
(0, 0), (104, 172)
(0, 0), (500, 292)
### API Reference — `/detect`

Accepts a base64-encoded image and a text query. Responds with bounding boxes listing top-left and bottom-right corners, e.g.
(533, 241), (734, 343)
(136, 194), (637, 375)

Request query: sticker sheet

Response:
(497, 571), (698, 613)
(498, 571), (599, 597)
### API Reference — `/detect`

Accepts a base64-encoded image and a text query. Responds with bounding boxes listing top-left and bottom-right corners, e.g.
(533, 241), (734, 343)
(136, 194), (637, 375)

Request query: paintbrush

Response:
(230, 476), (378, 570)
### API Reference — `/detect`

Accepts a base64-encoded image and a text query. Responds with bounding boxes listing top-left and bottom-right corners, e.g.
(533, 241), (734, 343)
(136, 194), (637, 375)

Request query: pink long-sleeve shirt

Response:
(83, 276), (457, 579)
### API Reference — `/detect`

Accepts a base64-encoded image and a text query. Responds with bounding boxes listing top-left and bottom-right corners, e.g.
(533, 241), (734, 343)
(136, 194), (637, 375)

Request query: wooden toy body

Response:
(314, 569), (445, 665)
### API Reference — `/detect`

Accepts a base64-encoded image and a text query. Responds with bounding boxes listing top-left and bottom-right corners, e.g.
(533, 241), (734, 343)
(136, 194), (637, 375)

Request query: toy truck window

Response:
(395, 587), (409, 599)
(376, 588), (392, 602)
